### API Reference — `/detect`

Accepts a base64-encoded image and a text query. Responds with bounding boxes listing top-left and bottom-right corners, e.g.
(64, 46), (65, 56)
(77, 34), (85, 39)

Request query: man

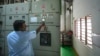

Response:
(7, 20), (45, 56)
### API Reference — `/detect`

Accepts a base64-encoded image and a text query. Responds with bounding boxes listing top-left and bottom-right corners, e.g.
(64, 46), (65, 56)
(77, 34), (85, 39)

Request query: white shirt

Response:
(7, 31), (36, 56)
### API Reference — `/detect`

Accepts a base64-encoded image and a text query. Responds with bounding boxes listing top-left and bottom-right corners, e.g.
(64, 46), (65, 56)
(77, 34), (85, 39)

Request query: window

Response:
(75, 19), (81, 40)
(75, 15), (92, 48)
(86, 16), (92, 47)
(81, 18), (86, 43)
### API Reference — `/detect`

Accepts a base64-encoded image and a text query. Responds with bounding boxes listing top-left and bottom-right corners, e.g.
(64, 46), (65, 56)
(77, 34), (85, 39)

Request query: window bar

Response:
(80, 18), (82, 41)
(77, 19), (80, 39)
(85, 16), (87, 45)
(74, 20), (77, 37)
(87, 15), (92, 47)
(81, 18), (86, 43)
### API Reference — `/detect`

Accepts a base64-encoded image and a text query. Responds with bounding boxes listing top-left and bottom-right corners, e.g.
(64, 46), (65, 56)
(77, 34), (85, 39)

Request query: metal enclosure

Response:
(0, 0), (61, 56)
(32, 0), (60, 13)
(0, 16), (6, 56)
(6, 15), (29, 26)
(0, 5), (6, 55)
(6, 3), (29, 15)
(0, 5), (6, 15)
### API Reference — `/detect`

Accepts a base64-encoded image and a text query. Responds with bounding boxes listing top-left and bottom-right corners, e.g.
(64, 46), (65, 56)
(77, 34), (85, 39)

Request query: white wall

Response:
(73, 0), (100, 56)
(60, 0), (66, 32)
(60, 0), (72, 32)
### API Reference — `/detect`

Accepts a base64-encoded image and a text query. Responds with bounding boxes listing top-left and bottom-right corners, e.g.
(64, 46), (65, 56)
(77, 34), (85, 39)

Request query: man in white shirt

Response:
(7, 20), (45, 56)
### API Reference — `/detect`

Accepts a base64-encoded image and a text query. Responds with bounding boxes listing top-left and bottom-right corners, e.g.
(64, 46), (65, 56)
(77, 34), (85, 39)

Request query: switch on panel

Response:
(40, 32), (51, 46)
(0, 21), (3, 37)
(0, 21), (2, 32)
(0, 21), (2, 25)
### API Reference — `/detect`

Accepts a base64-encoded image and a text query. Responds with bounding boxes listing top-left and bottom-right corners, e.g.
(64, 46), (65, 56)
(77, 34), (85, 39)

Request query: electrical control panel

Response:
(40, 32), (51, 46)
(29, 13), (60, 25)
(0, 5), (6, 15)
(6, 3), (29, 15)
(0, 15), (6, 30)
(32, 0), (60, 13)
(1, 0), (60, 56)
(6, 15), (29, 26)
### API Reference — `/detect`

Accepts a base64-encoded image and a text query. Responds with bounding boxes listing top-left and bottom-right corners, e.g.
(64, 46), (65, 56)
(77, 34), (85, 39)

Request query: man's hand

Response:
(36, 22), (46, 34)
(41, 22), (45, 27)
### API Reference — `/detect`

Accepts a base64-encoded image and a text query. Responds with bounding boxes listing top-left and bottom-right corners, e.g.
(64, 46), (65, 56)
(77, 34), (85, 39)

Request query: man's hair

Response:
(13, 20), (25, 31)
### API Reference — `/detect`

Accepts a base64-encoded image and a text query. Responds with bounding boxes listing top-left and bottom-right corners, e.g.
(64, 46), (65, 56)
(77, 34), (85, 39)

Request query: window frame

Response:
(75, 15), (92, 48)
